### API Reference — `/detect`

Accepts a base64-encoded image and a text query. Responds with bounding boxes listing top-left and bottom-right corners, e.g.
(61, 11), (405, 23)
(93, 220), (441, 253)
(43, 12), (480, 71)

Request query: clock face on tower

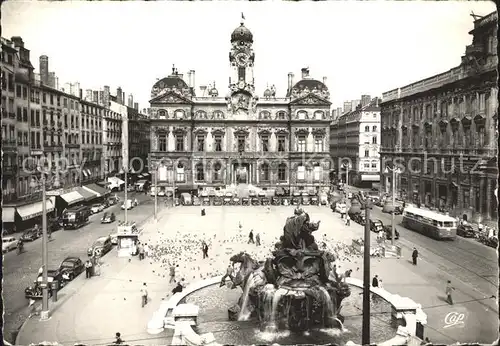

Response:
(235, 52), (248, 67)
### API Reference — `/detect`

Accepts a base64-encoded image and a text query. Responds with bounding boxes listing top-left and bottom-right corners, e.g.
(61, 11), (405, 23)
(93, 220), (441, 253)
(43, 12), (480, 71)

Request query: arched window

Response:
(176, 162), (185, 182)
(261, 163), (270, 181)
(278, 163), (287, 181)
(158, 110), (167, 119)
(196, 163), (204, 181)
(213, 162), (222, 181)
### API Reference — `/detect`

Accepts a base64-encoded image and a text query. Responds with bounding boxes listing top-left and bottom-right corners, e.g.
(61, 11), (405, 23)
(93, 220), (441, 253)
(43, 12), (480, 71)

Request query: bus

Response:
(402, 206), (457, 240)
(62, 206), (90, 230)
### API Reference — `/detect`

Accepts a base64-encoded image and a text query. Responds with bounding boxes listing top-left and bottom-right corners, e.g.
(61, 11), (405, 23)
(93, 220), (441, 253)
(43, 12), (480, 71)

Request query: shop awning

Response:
(83, 184), (110, 197)
(361, 174), (380, 182)
(75, 187), (98, 202)
(2, 207), (16, 222)
(16, 199), (55, 221)
(60, 191), (85, 205)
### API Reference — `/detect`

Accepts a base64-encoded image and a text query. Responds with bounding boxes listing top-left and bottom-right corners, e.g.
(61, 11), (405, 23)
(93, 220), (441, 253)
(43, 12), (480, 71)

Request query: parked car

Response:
(249, 190), (257, 198)
(258, 191), (266, 198)
(310, 196), (319, 205)
(107, 196), (119, 206)
(193, 196), (201, 206)
(2, 236), (18, 253)
(58, 256), (85, 281)
(21, 228), (41, 242)
(157, 190), (166, 197)
(457, 224), (475, 238)
(271, 197), (280, 205)
(301, 194), (310, 205)
(242, 197), (250, 206)
(202, 197), (211, 206)
(251, 197), (261, 206)
(213, 197), (223, 206)
(261, 197), (270, 205)
(87, 236), (113, 257)
(25, 281), (53, 299)
(109, 232), (118, 245)
(281, 197), (291, 206)
(349, 212), (365, 225)
(200, 191), (209, 198)
(383, 225), (400, 240)
(36, 269), (65, 287)
(91, 203), (105, 214)
(291, 197), (300, 206)
(232, 197), (241, 205)
(223, 196), (232, 205)
(101, 212), (116, 224)
(370, 219), (384, 233)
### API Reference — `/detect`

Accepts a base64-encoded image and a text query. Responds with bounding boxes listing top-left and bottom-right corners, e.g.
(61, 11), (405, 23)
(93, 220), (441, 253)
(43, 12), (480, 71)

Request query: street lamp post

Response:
(385, 165), (401, 246)
(120, 167), (129, 223)
(342, 162), (351, 188)
(30, 171), (60, 321)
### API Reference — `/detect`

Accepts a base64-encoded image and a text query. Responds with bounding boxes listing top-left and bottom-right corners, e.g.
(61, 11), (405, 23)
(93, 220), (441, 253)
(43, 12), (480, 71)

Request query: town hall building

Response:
(149, 18), (333, 194)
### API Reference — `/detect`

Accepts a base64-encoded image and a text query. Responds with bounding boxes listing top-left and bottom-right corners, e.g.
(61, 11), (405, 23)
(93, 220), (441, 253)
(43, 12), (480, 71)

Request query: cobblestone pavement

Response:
(2, 191), (154, 344)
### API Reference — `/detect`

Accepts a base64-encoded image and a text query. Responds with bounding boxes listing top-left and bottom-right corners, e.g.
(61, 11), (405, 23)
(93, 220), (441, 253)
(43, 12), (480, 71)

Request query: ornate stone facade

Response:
(149, 19), (333, 193)
(380, 11), (498, 222)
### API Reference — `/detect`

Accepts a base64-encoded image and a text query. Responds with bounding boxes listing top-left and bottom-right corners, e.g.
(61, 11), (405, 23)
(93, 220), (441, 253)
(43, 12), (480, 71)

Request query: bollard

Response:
(51, 281), (59, 302)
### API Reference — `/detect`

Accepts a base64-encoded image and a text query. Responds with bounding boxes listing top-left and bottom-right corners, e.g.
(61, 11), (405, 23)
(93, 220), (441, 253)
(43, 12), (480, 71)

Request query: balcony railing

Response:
(2, 138), (16, 146)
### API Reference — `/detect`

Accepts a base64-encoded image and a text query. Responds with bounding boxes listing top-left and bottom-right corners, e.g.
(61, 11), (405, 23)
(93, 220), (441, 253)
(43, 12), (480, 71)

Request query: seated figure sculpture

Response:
(224, 210), (351, 332)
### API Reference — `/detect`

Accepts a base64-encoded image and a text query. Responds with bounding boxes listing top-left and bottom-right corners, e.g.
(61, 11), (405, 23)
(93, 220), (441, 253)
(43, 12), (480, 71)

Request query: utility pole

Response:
(359, 192), (372, 345)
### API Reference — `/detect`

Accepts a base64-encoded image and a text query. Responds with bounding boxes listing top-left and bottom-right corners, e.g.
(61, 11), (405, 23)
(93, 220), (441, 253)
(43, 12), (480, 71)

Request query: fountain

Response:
(223, 208), (351, 333)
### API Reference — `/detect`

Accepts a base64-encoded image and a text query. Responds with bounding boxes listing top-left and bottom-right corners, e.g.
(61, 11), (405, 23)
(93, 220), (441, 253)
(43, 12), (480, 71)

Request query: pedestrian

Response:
(255, 233), (261, 246)
(478, 222), (484, 233)
(141, 283), (148, 308)
(412, 247), (419, 265)
(138, 243), (145, 260)
(85, 259), (93, 278)
(372, 275), (379, 287)
(378, 279), (383, 289)
(445, 280), (455, 305)
(172, 281), (183, 294)
(201, 208), (206, 216)
(169, 263), (176, 283)
(28, 298), (37, 318)
(344, 269), (353, 279)
(202, 241), (209, 258)
(114, 332), (124, 345)
(144, 243), (150, 257)
(346, 215), (351, 226)
(220, 263), (234, 287)
(248, 229), (255, 244)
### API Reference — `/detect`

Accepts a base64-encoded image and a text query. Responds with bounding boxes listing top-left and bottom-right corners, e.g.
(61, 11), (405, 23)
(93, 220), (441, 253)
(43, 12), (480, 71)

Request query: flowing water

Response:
(237, 276), (253, 321)
(269, 288), (287, 329)
(183, 283), (397, 345)
(318, 286), (335, 323)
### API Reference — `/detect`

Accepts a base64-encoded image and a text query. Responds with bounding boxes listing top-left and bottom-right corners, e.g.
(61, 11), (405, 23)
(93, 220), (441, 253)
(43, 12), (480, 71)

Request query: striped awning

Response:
(75, 187), (98, 202)
(83, 183), (110, 197)
(60, 191), (85, 205)
(2, 207), (16, 222)
(16, 199), (55, 221)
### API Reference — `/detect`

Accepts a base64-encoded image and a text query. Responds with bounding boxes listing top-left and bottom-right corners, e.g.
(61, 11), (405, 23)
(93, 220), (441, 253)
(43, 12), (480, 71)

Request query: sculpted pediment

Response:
(150, 91), (193, 105)
(290, 93), (331, 106)
(257, 127), (272, 135)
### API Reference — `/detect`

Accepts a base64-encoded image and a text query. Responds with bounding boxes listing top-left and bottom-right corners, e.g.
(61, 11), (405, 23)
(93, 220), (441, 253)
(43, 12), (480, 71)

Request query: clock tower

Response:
(229, 18), (255, 92)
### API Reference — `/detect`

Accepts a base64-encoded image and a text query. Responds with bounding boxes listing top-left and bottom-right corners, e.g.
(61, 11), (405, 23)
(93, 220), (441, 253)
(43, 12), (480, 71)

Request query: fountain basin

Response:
(148, 276), (426, 346)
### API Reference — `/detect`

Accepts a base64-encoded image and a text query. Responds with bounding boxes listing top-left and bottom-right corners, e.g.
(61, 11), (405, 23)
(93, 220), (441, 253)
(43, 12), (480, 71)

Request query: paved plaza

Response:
(17, 205), (498, 345)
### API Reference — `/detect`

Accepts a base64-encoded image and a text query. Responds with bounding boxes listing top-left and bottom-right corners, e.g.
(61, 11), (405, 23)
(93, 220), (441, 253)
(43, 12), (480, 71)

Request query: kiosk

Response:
(116, 221), (140, 257)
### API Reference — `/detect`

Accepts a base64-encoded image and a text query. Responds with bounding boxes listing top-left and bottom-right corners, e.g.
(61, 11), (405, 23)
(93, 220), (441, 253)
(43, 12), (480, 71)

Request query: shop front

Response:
(15, 197), (56, 230)
(2, 207), (17, 233)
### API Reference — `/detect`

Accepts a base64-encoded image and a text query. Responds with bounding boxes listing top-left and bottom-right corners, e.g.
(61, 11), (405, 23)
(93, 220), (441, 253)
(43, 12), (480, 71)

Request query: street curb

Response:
(14, 205), (160, 346)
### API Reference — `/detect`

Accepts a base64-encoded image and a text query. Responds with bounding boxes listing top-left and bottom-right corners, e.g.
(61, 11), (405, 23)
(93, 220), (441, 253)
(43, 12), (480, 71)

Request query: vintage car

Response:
(200, 191), (209, 198)
(213, 197), (223, 206)
(383, 225), (400, 240)
(90, 203), (105, 214)
(101, 212), (116, 224)
(370, 219), (385, 233)
(202, 197), (211, 206)
(157, 189), (166, 197)
(58, 256), (85, 281)
(21, 228), (41, 242)
(25, 281), (53, 299)
(310, 196), (319, 205)
(121, 199), (135, 210)
(109, 231), (118, 245)
(87, 236), (112, 257)
(335, 203), (347, 214)
(248, 190), (257, 198)
(291, 197), (301, 206)
(232, 197), (241, 205)
(319, 193), (328, 205)
(251, 197), (260, 206)
(36, 269), (65, 288)
(457, 224), (475, 238)
(241, 197), (250, 206)
(107, 196), (119, 206)
(281, 197), (291, 206)
(301, 193), (310, 205)
(3, 236), (18, 253)
(258, 191), (266, 198)
(192, 196), (201, 206)
(271, 197), (281, 205)
(349, 212), (366, 225)
(261, 197), (270, 205)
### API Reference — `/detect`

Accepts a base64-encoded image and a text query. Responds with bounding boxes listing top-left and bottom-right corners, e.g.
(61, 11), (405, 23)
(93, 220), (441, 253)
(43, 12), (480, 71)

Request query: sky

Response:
(3, 1), (496, 110)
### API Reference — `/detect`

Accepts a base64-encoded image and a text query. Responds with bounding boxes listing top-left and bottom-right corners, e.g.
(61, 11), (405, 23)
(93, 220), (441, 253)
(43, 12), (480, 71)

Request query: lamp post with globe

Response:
(384, 165), (402, 246)
(29, 170), (60, 320)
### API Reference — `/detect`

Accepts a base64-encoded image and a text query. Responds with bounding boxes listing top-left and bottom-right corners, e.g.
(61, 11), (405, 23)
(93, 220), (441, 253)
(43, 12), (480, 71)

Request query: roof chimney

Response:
(93, 91), (99, 103)
(301, 67), (310, 79)
(187, 71), (192, 88)
(11, 36), (24, 48)
(322, 76), (327, 85)
(128, 94), (134, 108)
(39, 55), (49, 85)
(116, 87), (122, 104)
(134, 102), (139, 110)
(287, 72), (294, 93)
(86, 89), (93, 101)
(190, 70), (196, 90)
(79, 88), (83, 99)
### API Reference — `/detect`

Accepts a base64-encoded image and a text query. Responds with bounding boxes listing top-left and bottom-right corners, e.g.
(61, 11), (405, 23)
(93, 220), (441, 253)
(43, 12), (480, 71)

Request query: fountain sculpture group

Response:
(222, 208), (351, 332)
